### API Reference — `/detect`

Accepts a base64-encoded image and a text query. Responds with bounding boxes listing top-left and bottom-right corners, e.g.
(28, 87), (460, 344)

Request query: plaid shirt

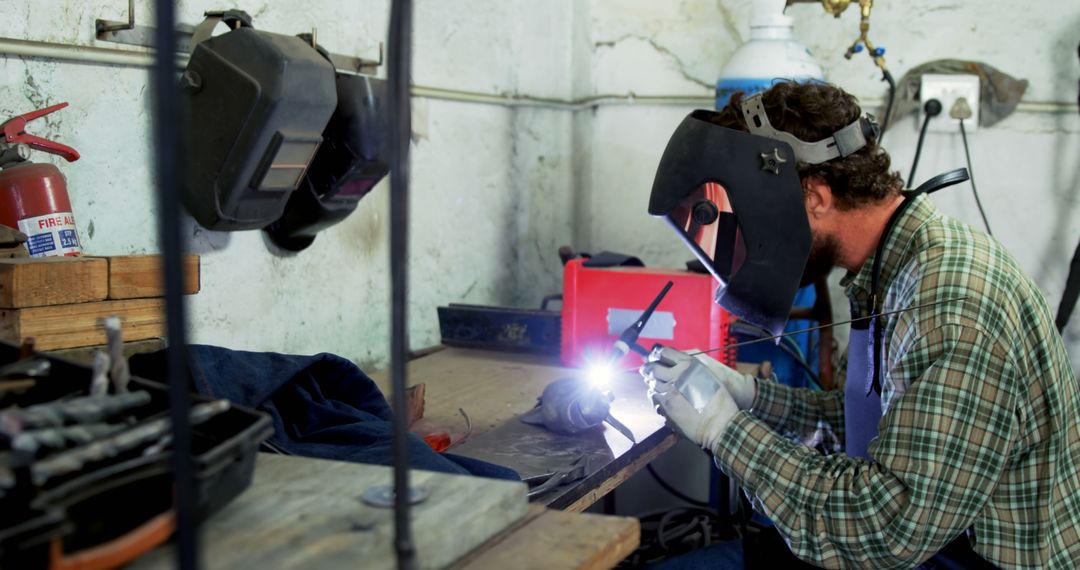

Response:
(713, 195), (1080, 569)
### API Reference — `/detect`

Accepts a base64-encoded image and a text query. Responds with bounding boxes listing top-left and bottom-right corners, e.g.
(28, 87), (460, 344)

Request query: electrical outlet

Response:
(920, 74), (980, 133)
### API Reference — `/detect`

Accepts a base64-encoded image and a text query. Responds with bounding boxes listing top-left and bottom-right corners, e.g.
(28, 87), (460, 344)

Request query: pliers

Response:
(524, 456), (589, 499)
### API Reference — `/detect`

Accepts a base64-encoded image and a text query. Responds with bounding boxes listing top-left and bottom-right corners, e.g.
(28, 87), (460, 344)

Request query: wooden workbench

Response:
(133, 454), (640, 569)
(370, 347), (677, 512)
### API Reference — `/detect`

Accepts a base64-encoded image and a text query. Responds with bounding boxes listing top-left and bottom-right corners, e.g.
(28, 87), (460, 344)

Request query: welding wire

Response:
(151, 0), (197, 565)
(690, 297), (966, 359)
(622, 297), (965, 373)
(453, 407), (473, 448)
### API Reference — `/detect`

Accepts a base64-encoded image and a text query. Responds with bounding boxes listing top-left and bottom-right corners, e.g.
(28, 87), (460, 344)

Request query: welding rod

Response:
(622, 297), (965, 373)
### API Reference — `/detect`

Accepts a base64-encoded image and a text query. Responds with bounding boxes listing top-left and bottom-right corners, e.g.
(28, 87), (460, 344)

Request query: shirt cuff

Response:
(749, 376), (792, 431)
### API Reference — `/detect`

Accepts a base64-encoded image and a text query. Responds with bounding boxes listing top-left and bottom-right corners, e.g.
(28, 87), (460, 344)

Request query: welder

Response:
(641, 81), (1080, 568)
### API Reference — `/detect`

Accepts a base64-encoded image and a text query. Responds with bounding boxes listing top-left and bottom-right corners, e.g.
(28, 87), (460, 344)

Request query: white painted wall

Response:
(574, 0), (1080, 366)
(3, 0), (1078, 371)
(0, 0), (575, 369)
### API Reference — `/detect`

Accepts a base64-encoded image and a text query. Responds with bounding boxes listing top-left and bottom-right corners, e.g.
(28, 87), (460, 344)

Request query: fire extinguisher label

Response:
(17, 212), (82, 257)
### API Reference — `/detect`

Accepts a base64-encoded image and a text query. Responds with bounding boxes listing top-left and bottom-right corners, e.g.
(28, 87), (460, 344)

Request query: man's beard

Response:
(800, 232), (840, 287)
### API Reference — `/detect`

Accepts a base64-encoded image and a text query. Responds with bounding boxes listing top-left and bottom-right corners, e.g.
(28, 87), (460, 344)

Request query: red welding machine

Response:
(0, 103), (82, 257)
(561, 258), (736, 370)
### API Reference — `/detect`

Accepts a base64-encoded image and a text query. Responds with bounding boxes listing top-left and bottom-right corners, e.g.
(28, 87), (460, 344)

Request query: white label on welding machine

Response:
(608, 309), (676, 340)
(17, 212), (82, 258)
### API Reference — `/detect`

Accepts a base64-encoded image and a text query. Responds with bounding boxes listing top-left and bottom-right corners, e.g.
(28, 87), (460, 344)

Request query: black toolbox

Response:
(0, 342), (273, 569)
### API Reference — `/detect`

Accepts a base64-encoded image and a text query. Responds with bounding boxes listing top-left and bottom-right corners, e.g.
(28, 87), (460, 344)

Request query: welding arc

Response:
(689, 297), (966, 359)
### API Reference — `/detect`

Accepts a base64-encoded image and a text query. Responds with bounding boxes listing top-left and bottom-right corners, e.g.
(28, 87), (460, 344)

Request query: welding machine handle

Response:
(1, 102), (80, 162)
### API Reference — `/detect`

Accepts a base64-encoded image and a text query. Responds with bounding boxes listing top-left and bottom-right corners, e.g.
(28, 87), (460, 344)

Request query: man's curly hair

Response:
(708, 81), (903, 210)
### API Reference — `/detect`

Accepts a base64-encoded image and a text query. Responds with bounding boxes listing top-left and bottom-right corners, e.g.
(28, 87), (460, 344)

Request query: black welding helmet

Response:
(181, 11), (337, 231)
(265, 71), (390, 252)
(649, 93), (878, 336)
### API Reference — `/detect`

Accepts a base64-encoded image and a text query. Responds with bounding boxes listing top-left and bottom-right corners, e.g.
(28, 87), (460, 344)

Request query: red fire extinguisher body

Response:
(0, 102), (82, 257)
(0, 162), (80, 257)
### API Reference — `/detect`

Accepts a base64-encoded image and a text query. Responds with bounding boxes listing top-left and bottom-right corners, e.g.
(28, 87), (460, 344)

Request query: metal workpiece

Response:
(521, 378), (635, 443)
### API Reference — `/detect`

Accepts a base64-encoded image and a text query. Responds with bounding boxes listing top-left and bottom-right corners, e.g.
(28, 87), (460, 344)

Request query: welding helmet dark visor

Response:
(648, 110), (811, 337)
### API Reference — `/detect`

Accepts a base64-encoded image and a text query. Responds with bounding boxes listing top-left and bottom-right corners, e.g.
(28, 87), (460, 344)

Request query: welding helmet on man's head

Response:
(648, 92), (879, 337)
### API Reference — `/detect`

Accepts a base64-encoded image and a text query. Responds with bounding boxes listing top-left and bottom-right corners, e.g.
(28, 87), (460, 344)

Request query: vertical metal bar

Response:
(150, 0), (198, 568)
(388, 1), (416, 569)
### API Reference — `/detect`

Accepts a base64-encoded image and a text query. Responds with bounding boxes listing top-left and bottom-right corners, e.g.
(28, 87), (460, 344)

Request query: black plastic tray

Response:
(0, 343), (273, 568)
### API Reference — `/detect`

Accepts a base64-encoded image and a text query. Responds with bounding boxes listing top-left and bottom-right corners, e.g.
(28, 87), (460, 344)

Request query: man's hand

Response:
(640, 346), (746, 451)
(643, 346), (758, 409)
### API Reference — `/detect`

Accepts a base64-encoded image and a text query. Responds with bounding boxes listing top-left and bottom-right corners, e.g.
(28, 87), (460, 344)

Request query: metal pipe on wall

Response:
(4, 36), (1077, 114)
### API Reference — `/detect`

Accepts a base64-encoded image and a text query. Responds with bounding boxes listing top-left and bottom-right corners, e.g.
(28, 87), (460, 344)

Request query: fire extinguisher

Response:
(0, 102), (82, 257)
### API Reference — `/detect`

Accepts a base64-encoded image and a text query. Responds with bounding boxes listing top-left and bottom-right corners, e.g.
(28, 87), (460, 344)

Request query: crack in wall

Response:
(713, 0), (744, 46)
(594, 34), (714, 91)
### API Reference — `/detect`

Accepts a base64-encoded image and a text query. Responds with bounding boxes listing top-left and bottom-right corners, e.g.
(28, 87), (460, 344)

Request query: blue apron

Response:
(843, 316), (880, 459)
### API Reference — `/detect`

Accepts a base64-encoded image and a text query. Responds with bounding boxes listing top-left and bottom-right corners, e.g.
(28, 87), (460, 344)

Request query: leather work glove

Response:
(640, 346), (745, 451)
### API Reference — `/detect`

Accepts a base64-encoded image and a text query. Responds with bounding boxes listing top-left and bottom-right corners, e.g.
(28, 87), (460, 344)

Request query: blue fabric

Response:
(844, 323), (881, 459)
(129, 345), (519, 480)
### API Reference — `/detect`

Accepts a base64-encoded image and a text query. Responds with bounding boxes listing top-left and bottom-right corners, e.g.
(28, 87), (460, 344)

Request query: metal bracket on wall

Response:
(94, 1), (381, 74)
(96, 0), (197, 53)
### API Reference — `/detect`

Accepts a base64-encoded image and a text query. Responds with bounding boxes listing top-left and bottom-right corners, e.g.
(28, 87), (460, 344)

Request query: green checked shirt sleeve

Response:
(750, 372), (846, 452)
(712, 196), (1080, 569)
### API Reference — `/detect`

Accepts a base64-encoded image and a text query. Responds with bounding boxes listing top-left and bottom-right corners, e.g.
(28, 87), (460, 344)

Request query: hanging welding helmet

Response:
(648, 92), (878, 336)
(265, 71), (390, 251)
(180, 11), (337, 231)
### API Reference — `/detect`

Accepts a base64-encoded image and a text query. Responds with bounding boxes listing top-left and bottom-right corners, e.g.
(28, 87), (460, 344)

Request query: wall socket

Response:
(920, 73), (981, 133)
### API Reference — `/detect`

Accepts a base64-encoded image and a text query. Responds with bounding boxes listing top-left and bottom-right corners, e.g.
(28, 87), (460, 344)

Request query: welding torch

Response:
(592, 281), (674, 385)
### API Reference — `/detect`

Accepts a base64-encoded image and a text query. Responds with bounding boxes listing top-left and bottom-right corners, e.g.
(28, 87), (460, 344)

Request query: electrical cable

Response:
(728, 322), (823, 390)
(387, 1), (417, 569)
(878, 69), (896, 145)
(151, 0), (197, 568)
(647, 463), (711, 509)
(907, 99), (942, 187)
(1054, 42), (1080, 333)
(618, 507), (730, 568)
(958, 119), (993, 235)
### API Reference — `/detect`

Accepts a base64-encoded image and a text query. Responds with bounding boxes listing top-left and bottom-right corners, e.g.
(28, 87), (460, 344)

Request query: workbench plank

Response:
(107, 255), (200, 299)
(132, 454), (529, 570)
(370, 348), (675, 512)
(369, 348), (606, 439)
(452, 507), (640, 570)
(0, 298), (165, 350)
(0, 257), (108, 308)
(562, 433), (677, 513)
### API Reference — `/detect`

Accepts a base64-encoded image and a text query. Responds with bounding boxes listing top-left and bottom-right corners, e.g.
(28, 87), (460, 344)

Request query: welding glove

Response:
(640, 346), (743, 451)
(646, 347), (758, 410)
